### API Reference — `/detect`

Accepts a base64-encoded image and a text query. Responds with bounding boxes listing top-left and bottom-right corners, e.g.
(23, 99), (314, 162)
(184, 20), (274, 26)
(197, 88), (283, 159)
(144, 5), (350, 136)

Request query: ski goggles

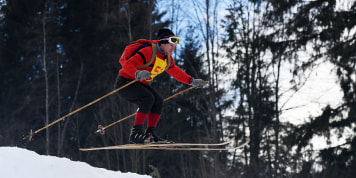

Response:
(160, 37), (180, 44)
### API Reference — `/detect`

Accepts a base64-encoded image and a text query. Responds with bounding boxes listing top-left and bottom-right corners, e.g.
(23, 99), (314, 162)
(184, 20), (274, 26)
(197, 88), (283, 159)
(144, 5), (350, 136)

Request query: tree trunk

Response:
(42, 9), (50, 155)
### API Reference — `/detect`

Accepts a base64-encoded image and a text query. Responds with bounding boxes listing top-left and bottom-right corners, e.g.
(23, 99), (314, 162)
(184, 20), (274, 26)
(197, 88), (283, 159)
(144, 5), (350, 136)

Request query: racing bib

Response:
(147, 57), (167, 81)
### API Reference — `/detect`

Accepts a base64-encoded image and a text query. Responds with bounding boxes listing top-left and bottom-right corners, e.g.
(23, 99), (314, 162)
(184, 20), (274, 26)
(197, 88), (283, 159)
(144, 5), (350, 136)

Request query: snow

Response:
(0, 147), (151, 178)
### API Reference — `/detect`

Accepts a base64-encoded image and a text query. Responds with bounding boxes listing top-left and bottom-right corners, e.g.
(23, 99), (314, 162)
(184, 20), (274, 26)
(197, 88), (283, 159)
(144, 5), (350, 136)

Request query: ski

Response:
(80, 137), (234, 151)
(79, 138), (249, 151)
(80, 137), (235, 151)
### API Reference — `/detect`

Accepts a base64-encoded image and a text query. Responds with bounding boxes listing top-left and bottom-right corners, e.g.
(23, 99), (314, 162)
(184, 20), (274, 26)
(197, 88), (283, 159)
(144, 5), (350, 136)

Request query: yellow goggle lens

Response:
(161, 37), (180, 44)
(169, 37), (179, 44)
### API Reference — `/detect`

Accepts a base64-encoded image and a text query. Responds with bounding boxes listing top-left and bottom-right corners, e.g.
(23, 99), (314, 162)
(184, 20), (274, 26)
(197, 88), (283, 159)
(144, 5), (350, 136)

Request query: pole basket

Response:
(97, 125), (105, 135)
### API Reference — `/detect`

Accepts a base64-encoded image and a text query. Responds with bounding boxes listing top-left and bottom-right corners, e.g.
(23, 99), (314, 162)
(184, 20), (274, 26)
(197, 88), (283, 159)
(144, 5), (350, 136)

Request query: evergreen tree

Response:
(0, 0), (57, 151)
(222, 1), (292, 177)
(265, 0), (356, 176)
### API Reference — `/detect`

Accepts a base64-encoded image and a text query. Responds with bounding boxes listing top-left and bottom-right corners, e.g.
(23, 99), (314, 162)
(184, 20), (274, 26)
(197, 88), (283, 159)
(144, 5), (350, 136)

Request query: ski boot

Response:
(145, 127), (173, 144)
(129, 125), (148, 144)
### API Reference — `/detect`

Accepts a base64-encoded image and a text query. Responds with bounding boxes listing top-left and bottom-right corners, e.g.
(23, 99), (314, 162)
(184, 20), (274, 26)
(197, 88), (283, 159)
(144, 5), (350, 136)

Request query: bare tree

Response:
(189, 0), (227, 177)
(41, 4), (50, 155)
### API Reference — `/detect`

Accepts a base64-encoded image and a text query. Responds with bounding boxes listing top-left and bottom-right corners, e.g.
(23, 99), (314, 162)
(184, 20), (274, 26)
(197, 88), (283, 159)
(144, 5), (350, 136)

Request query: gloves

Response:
(190, 78), (206, 87)
(135, 70), (151, 81)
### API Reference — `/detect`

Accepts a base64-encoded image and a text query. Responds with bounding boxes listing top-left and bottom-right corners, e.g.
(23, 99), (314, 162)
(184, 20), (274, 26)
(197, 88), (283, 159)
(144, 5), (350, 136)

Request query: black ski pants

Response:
(117, 76), (163, 114)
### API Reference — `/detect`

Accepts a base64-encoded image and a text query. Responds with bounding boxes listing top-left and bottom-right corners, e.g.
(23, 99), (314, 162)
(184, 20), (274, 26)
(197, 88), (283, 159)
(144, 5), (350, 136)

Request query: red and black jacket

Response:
(119, 44), (192, 84)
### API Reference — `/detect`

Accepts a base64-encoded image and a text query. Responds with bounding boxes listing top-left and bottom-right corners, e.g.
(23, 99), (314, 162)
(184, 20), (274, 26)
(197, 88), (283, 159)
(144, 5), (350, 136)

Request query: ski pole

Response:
(26, 80), (136, 141)
(96, 86), (196, 134)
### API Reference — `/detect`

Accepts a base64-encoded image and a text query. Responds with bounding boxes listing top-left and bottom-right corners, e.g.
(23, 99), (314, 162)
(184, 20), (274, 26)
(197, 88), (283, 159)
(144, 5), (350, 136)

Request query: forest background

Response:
(0, 0), (355, 178)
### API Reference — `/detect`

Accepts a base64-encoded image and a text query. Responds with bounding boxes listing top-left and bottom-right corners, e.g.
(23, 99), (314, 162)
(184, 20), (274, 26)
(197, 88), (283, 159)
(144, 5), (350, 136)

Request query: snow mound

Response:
(0, 147), (151, 178)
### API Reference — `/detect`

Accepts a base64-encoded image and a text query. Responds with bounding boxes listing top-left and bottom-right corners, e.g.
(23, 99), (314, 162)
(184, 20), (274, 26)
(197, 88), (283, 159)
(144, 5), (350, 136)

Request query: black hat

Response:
(157, 29), (175, 40)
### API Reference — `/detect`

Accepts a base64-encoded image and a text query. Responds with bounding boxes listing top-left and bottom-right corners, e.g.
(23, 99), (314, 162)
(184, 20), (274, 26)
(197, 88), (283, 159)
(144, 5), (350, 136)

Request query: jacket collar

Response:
(156, 44), (166, 59)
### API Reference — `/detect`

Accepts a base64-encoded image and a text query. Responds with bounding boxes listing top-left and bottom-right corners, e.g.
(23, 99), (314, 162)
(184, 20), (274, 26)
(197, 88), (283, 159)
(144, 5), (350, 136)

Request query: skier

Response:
(117, 29), (206, 144)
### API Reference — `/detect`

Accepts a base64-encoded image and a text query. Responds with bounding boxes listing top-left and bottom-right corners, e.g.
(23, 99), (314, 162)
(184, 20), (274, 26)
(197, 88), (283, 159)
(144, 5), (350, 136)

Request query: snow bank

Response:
(0, 147), (151, 178)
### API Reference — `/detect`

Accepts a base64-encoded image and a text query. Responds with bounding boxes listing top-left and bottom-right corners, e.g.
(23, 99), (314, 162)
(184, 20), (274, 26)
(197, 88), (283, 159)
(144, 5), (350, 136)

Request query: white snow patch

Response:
(0, 147), (151, 178)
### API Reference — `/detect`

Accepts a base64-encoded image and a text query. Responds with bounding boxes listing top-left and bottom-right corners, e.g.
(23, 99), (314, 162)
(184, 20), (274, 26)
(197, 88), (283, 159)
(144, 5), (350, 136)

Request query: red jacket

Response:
(119, 44), (192, 84)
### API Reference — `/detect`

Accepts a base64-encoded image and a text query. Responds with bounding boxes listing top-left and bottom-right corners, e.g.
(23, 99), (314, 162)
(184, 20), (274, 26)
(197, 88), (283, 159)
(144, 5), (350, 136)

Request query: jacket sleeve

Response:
(165, 57), (192, 84)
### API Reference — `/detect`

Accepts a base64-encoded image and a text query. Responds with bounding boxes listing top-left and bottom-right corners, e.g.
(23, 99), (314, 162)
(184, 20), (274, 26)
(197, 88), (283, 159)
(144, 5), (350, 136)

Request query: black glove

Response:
(190, 78), (206, 87)
(135, 70), (151, 81)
